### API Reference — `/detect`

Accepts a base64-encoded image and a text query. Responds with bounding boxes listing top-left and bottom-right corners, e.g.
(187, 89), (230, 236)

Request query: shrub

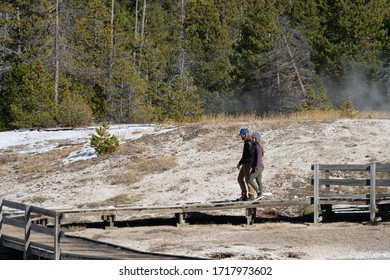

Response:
(90, 123), (119, 155)
(297, 84), (333, 112)
(57, 92), (93, 127)
(7, 60), (57, 129)
(339, 98), (357, 118)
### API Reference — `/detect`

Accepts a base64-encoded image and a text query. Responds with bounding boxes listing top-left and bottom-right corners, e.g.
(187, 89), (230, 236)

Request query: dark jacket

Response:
(238, 139), (252, 165)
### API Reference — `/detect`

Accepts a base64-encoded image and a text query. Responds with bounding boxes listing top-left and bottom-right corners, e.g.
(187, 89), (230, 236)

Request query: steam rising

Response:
(327, 71), (390, 111)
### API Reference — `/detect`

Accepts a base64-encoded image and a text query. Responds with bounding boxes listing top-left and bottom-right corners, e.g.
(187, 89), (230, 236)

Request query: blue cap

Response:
(239, 128), (249, 135)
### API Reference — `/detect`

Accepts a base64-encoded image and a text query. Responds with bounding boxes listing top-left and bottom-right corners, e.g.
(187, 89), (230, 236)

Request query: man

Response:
(236, 128), (256, 201)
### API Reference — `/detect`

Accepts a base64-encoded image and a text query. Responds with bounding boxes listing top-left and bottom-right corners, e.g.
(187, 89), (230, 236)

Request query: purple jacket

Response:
(251, 143), (264, 169)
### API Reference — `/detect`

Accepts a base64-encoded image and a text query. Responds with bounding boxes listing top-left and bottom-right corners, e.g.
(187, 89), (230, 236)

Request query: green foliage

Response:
(339, 98), (357, 118)
(308, 0), (388, 78)
(57, 91), (94, 127)
(234, 0), (280, 83)
(184, 0), (234, 113)
(297, 84), (333, 112)
(90, 83), (109, 120)
(6, 60), (57, 129)
(142, 75), (204, 123)
(165, 76), (204, 122)
(90, 123), (120, 155)
(1, 0), (389, 130)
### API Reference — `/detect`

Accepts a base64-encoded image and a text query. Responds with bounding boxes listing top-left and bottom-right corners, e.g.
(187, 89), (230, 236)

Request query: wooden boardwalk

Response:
(1, 198), (309, 260)
(1, 199), (210, 260)
(0, 223), (202, 260)
(60, 197), (311, 228)
(2, 162), (390, 260)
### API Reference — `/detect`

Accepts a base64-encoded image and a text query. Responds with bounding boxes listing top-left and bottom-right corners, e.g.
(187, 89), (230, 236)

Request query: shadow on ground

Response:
(61, 210), (390, 230)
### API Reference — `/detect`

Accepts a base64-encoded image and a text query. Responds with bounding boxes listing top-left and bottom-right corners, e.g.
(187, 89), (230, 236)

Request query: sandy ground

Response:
(1, 117), (390, 259)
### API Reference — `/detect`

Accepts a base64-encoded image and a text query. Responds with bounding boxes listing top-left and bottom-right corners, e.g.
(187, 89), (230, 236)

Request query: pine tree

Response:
(317, 0), (388, 79)
(185, 0), (234, 113)
(7, 59), (57, 128)
(90, 123), (119, 155)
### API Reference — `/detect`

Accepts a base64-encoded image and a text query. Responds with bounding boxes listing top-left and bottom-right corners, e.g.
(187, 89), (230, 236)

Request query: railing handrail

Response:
(0, 199), (62, 260)
(311, 163), (390, 172)
(311, 162), (390, 224)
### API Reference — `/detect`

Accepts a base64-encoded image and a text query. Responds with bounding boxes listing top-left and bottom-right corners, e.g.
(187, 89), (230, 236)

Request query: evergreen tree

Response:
(233, 0), (282, 112)
(6, 59), (56, 128)
(317, 0), (388, 79)
(90, 123), (119, 154)
(183, 0), (235, 113)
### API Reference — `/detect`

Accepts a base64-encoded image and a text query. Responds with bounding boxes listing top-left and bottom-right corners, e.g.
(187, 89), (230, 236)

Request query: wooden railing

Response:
(311, 163), (390, 224)
(0, 199), (62, 259)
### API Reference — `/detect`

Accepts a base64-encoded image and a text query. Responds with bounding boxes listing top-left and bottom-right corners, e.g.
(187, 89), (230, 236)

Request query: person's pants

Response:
(249, 167), (264, 195)
(237, 162), (256, 197)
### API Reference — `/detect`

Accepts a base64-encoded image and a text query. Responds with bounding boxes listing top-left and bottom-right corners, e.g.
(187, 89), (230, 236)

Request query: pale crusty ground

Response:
(1, 118), (390, 259)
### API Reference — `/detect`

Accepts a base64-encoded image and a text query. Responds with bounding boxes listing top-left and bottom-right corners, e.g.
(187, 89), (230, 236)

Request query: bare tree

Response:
(250, 17), (314, 112)
(54, 0), (59, 105)
(109, 0), (114, 79)
(281, 30), (306, 96)
(178, 0), (185, 78)
(133, 0), (138, 61)
(140, 0), (146, 54)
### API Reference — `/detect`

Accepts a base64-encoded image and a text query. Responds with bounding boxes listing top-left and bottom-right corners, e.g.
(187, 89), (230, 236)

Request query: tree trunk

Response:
(109, 0), (114, 80)
(140, 0), (146, 52)
(279, 20), (306, 96)
(133, 0), (139, 62)
(16, 6), (21, 54)
(179, 0), (185, 78)
(54, 0), (59, 106)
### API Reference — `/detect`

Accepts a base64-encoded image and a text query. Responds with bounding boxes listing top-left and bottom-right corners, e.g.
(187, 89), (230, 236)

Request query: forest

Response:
(1, 0), (390, 130)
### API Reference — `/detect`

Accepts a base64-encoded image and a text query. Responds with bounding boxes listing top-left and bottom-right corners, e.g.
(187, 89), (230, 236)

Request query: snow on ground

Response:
(0, 124), (162, 164)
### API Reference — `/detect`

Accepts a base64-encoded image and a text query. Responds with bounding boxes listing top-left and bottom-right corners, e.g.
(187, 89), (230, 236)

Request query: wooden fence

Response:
(312, 163), (390, 224)
(0, 199), (62, 259)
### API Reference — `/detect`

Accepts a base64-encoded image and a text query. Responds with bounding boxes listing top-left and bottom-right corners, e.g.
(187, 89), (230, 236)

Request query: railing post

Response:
(24, 204), (32, 260)
(313, 163), (320, 225)
(0, 198), (3, 239)
(54, 212), (62, 260)
(370, 163), (376, 223)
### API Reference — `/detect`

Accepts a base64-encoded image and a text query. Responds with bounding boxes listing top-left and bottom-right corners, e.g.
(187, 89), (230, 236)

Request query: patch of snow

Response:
(0, 124), (160, 164)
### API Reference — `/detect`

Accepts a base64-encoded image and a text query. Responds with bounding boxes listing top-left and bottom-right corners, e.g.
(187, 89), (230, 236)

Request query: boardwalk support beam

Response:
(370, 163), (376, 223)
(175, 212), (189, 227)
(245, 208), (256, 226)
(313, 163), (320, 225)
(101, 214), (116, 229)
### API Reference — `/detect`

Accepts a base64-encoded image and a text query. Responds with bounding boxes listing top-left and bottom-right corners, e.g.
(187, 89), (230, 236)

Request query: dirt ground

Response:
(2, 117), (390, 259)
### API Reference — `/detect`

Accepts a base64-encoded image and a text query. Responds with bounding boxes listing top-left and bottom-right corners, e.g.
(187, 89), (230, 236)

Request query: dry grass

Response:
(261, 222), (291, 230)
(26, 195), (48, 204)
(109, 170), (141, 185)
(64, 225), (87, 232)
(118, 140), (151, 156)
(109, 155), (177, 186)
(0, 153), (21, 176)
(199, 110), (389, 127)
(136, 155), (177, 173)
(80, 194), (142, 208)
(15, 151), (72, 183)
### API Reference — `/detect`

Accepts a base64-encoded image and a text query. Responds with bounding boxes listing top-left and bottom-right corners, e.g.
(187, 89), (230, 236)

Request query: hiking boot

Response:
(255, 193), (265, 200)
(236, 195), (247, 201)
(247, 195), (255, 201)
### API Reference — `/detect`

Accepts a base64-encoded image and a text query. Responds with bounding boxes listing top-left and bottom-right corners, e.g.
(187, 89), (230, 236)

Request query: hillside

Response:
(1, 117), (390, 259)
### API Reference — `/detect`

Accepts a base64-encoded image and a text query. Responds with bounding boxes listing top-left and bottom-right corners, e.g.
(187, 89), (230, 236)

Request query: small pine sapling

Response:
(90, 123), (119, 155)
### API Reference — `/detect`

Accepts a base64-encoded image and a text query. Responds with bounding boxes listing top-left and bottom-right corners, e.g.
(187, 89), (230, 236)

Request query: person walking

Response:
(249, 131), (265, 199)
(236, 128), (256, 201)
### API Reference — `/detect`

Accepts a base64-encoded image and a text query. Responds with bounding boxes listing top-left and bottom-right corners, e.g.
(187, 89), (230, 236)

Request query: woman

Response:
(249, 131), (265, 199)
